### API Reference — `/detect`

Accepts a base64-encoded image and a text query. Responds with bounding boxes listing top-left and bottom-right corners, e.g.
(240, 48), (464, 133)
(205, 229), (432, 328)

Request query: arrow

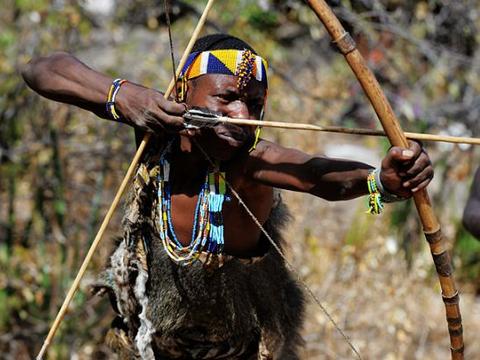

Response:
(184, 110), (480, 146)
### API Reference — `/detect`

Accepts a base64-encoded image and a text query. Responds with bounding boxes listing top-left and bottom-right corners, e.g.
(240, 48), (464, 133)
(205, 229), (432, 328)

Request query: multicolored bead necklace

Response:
(157, 141), (228, 265)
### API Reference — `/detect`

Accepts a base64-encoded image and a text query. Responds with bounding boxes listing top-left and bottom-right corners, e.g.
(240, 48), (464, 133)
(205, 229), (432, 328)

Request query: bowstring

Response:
(192, 138), (362, 360)
(164, 0), (179, 101)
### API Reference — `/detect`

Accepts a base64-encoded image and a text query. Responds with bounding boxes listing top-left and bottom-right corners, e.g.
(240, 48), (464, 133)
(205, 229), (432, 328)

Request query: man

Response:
(463, 166), (480, 239)
(22, 34), (433, 359)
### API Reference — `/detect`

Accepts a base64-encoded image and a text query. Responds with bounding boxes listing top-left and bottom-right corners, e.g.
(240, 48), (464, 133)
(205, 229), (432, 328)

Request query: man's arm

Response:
(21, 52), (185, 132)
(463, 166), (480, 239)
(245, 140), (433, 201)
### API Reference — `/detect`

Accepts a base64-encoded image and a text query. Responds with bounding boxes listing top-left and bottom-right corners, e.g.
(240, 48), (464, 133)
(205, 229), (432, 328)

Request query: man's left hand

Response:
(379, 141), (434, 198)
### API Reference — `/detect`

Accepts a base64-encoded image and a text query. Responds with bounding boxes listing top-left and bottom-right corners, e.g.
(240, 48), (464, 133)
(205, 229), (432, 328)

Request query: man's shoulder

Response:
(249, 138), (278, 154)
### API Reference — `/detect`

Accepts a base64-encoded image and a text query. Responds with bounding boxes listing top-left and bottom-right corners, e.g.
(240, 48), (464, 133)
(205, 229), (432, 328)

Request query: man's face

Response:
(184, 73), (266, 160)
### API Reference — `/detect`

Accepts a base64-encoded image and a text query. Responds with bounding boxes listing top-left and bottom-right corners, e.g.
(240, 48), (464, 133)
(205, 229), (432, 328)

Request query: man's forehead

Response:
(193, 74), (266, 95)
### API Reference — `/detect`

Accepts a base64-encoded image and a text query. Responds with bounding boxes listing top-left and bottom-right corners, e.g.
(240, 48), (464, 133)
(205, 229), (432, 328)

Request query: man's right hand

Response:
(115, 82), (186, 133)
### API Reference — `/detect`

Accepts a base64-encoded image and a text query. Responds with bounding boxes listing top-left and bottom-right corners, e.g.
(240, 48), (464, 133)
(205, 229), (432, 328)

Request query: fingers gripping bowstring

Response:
(192, 139), (362, 360)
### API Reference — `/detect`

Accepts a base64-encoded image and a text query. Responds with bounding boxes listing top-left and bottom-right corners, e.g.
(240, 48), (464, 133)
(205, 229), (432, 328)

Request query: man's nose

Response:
(227, 100), (251, 119)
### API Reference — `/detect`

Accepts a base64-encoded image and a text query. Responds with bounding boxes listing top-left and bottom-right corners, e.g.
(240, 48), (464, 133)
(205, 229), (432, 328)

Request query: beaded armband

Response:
(366, 170), (384, 215)
(106, 78), (127, 120)
(367, 168), (404, 215)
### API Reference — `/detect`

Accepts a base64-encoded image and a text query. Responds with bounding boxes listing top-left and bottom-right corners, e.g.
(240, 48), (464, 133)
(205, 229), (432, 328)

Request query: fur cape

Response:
(94, 144), (305, 359)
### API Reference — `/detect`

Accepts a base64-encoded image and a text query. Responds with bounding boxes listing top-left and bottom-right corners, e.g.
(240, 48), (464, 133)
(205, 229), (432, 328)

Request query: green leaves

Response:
(245, 5), (279, 30)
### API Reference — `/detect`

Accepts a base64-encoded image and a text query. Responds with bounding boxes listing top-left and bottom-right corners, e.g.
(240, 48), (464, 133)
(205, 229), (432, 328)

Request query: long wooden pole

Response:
(210, 116), (480, 146)
(35, 1), (215, 358)
(304, 1), (464, 358)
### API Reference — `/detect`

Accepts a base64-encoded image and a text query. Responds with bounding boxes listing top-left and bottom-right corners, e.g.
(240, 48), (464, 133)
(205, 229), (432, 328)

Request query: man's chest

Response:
(167, 183), (274, 256)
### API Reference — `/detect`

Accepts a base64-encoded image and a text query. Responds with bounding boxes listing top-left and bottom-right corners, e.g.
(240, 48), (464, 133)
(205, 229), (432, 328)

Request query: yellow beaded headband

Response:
(179, 49), (268, 90)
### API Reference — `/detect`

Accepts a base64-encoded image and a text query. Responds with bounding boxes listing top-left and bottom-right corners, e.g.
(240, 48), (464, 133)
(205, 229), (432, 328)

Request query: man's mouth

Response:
(214, 124), (249, 146)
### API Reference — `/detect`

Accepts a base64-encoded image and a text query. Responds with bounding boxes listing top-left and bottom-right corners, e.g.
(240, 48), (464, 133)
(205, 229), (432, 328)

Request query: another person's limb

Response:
(21, 52), (185, 133)
(246, 139), (433, 201)
(463, 166), (480, 239)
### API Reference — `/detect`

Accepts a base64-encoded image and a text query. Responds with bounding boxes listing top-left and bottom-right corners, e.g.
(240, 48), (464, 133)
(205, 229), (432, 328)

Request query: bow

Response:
(304, 1), (464, 358)
(35, 1), (216, 358)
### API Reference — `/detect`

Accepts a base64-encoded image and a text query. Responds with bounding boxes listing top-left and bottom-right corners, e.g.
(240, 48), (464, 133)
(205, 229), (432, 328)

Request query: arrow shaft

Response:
(213, 116), (480, 145)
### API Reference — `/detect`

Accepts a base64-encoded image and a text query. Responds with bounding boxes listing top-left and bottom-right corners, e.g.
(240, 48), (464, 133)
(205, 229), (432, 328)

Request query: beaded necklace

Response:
(157, 141), (227, 265)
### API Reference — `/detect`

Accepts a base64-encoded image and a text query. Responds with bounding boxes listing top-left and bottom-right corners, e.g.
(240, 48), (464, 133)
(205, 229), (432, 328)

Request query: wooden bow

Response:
(305, 1), (464, 358)
(35, 1), (215, 358)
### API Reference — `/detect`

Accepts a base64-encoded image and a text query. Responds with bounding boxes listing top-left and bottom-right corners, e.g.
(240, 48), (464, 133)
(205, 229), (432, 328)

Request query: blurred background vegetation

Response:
(1, 0), (480, 358)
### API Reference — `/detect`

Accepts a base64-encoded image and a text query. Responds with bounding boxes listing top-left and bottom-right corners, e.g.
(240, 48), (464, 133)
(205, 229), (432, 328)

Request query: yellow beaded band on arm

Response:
(366, 169), (384, 214)
(366, 168), (405, 214)
(106, 78), (127, 120)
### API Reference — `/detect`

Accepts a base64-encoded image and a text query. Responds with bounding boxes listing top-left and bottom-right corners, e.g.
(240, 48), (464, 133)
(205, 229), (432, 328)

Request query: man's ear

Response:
(175, 80), (184, 102)
(177, 78), (192, 103)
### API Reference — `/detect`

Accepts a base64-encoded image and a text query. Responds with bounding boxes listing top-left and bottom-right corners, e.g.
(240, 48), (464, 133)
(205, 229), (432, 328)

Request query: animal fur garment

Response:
(93, 141), (305, 359)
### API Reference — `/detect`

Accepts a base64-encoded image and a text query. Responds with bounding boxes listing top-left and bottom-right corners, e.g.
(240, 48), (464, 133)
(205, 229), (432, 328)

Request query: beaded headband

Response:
(179, 49), (268, 90)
